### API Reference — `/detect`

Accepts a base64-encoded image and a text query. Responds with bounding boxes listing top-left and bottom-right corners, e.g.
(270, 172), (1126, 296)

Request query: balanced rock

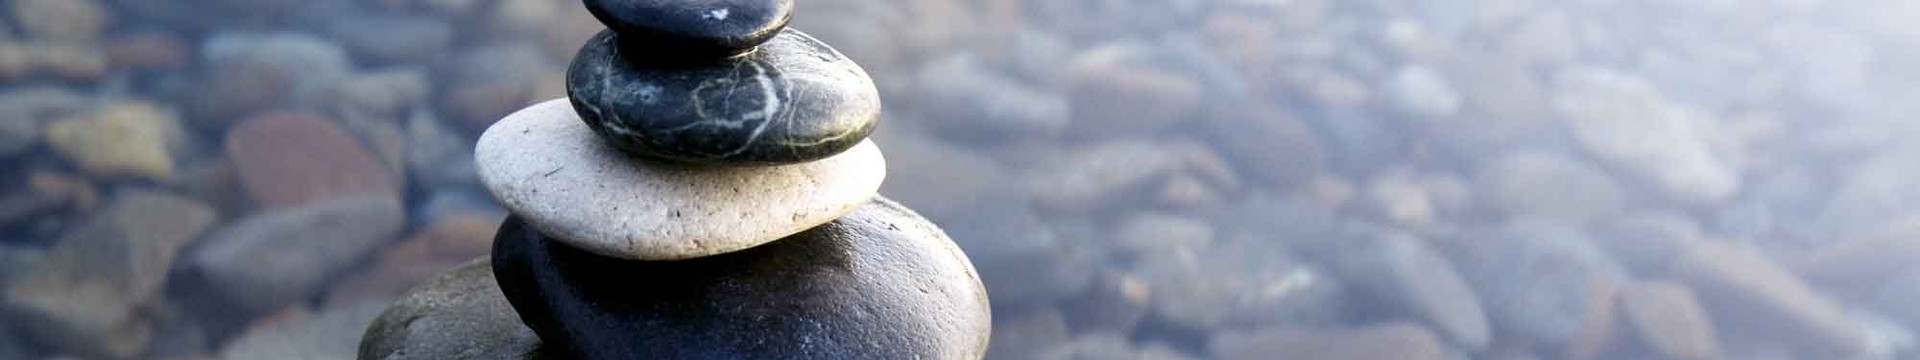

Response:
(476, 99), (884, 260)
(582, 0), (794, 58)
(567, 28), (881, 166)
(491, 197), (990, 359)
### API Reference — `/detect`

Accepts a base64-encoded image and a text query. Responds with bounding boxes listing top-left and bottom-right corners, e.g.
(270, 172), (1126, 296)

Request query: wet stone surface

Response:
(582, 0), (794, 58)
(475, 99), (884, 260)
(567, 28), (880, 166)
(492, 198), (990, 360)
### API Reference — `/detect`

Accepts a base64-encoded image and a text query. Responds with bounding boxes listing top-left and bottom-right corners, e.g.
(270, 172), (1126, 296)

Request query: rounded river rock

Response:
(491, 197), (991, 360)
(567, 28), (881, 166)
(358, 259), (546, 360)
(582, 0), (793, 58)
(476, 98), (885, 261)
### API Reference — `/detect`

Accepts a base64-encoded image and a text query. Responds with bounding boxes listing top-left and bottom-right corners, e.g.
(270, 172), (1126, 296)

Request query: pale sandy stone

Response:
(477, 98), (885, 260)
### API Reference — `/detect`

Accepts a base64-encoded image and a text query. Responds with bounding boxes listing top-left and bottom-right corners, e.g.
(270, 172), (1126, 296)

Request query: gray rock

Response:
(1110, 211), (1213, 262)
(219, 301), (388, 360)
(1063, 270), (1152, 335)
(0, 87), (89, 159)
(1329, 229), (1490, 350)
(1387, 64), (1462, 118)
(913, 55), (1070, 142)
(1595, 212), (1705, 276)
(1475, 151), (1624, 225)
(1875, 270), (1920, 331)
(1819, 151), (1920, 242)
(1029, 139), (1236, 213)
(200, 32), (353, 118)
(1675, 240), (1868, 357)
(945, 190), (1095, 307)
(327, 69), (432, 125)
(191, 195), (406, 313)
(405, 111), (478, 189)
(1210, 323), (1449, 360)
(986, 308), (1071, 360)
(1458, 219), (1626, 353)
(475, 99), (885, 261)
(3, 191), (217, 359)
(1139, 237), (1345, 331)
(0, 321), (27, 360)
(1200, 101), (1325, 190)
(1064, 46), (1203, 139)
(436, 43), (553, 130)
(873, 129), (1008, 220)
(1552, 67), (1739, 204)
(1039, 333), (1196, 360)
(326, 14), (455, 66)
(359, 259), (544, 360)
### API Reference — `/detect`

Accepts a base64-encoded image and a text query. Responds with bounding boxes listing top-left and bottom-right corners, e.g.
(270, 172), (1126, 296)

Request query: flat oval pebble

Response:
(492, 197), (991, 360)
(567, 28), (881, 166)
(582, 0), (793, 58)
(476, 98), (885, 260)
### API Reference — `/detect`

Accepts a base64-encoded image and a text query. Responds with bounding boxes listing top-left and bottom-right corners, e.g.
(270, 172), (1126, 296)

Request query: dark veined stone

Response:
(582, 0), (793, 58)
(567, 28), (880, 166)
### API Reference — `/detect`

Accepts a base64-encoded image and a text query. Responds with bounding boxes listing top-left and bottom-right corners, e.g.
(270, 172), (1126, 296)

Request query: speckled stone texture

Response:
(358, 259), (547, 360)
(492, 197), (992, 360)
(475, 98), (885, 261)
(582, 0), (793, 58)
(567, 28), (881, 166)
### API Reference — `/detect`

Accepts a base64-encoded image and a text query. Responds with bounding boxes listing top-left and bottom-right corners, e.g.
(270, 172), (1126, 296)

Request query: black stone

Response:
(567, 28), (881, 166)
(582, 0), (793, 58)
(491, 198), (991, 360)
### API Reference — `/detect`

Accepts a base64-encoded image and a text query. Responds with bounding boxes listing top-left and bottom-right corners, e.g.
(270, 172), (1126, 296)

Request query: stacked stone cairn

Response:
(358, 0), (993, 359)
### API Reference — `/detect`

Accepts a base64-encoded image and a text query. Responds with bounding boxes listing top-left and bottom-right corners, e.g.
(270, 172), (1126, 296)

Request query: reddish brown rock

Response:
(226, 113), (398, 208)
(1673, 240), (1866, 358)
(325, 212), (503, 306)
(1566, 275), (1620, 360)
(1618, 281), (1722, 360)
(106, 33), (192, 70)
(1210, 323), (1447, 360)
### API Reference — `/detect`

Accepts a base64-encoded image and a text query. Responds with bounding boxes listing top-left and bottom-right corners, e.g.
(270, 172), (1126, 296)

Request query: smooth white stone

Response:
(477, 98), (885, 260)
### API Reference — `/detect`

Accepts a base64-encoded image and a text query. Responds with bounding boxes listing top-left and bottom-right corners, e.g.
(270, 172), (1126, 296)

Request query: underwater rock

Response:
(3, 191), (216, 359)
(44, 102), (183, 181)
(1617, 281), (1722, 360)
(359, 259), (545, 360)
(226, 112), (399, 208)
(1210, 323), (1448, 360)
(192, 195), (405, 314)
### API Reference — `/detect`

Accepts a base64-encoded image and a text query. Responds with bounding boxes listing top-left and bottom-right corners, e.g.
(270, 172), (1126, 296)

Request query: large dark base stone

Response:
(567, 28), (881, 166)
(359, 259), (546, 360)
(493, 197), (991, 359)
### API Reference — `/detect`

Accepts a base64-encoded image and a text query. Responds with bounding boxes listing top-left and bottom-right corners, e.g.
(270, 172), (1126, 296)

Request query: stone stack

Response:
(358, 1), (992, 359)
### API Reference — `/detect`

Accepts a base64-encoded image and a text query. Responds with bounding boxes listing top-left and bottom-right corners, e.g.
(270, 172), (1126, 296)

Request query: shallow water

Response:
(4, 0), (1920, 359)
